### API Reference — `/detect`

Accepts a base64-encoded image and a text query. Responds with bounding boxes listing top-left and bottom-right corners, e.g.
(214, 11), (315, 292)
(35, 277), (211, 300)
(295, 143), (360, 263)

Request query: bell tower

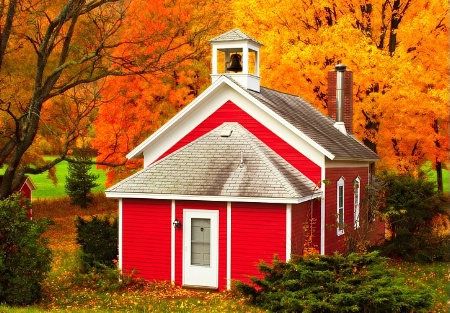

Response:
(209, 29), (263, 92)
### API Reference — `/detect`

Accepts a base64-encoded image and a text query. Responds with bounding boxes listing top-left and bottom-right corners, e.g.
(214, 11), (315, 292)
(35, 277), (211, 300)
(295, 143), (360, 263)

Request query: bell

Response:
(227, 53), (242, 72)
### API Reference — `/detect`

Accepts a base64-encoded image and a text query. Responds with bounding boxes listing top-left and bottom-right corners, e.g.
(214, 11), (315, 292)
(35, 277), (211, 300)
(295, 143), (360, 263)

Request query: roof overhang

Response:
(105, 191), (322, 204)
(22, 176), (37, 191)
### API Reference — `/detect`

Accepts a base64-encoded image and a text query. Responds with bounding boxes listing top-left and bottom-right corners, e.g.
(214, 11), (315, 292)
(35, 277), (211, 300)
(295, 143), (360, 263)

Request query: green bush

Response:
(376, 172), (450, 262)
(234, 252), (433, 313)
(75, 215), (118, 271)
(0, 195), (52, 305)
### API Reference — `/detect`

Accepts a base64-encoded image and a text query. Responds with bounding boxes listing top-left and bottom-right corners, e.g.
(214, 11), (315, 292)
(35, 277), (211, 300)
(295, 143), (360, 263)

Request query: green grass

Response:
(29, 159), (107, 198)
(423, 162), (450, 193)
(1, 157), (107, 198)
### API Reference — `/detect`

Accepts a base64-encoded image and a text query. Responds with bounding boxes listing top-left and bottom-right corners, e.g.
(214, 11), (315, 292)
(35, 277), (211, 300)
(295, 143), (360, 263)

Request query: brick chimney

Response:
(327, 64), (353, 134)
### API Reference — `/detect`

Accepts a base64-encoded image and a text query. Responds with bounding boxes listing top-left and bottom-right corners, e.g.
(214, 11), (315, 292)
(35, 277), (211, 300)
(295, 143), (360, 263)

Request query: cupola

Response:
(209, 29), (263, 92)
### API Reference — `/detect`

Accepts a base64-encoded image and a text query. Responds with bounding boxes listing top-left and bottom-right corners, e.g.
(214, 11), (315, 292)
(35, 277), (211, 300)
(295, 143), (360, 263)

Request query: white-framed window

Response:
(354, 177), (361, 229)
(337, 177), (345, 236)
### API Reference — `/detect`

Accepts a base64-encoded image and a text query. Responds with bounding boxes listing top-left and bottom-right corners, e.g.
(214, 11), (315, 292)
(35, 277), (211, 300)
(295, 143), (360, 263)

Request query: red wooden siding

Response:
(324, 167), (369, 254)
(291, 201), (321, 256)
(21, 184), (33, 220)
(20, 183), (32, 199)
(158, 100), (321, 183)
(174, 200), (228, 291)
(231, 202), (286, 283)
(122, 199), (172, 281)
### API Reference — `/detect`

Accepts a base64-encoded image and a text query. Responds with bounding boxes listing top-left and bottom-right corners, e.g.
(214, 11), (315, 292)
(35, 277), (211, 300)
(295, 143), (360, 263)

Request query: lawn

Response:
(423, 161), (450, 193)
(1, 157), (107, 198)
(29, 158), (107, 198)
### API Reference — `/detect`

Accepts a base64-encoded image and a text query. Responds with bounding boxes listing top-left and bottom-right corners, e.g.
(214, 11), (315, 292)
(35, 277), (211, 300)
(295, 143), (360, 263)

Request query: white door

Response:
(183, 210), (219, 288)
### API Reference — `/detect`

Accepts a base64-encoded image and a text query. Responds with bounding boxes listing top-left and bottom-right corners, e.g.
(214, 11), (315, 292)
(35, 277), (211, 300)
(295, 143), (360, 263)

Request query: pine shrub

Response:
(234, 252), (433, 313)
(75, 215), (118, 271)
(65, 149), (99, 209)
(0, 195), (51, 305)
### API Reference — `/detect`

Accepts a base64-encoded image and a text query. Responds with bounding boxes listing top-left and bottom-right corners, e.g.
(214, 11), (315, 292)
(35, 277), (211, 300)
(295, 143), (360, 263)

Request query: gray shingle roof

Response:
(209, 28), (263, 46)
(248, 87), (380, 161)
(107, 122), (321, 201)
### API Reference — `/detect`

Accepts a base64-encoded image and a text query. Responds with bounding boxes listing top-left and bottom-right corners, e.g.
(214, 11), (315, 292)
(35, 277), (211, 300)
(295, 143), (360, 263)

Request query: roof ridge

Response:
(108, 123), (239, 191)
(209, 28), (263, 46)
(236, 126), (305, 198)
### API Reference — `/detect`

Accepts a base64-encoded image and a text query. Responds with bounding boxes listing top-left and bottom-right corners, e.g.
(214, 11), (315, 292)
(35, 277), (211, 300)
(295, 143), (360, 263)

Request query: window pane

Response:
(191, 218), (211, 266)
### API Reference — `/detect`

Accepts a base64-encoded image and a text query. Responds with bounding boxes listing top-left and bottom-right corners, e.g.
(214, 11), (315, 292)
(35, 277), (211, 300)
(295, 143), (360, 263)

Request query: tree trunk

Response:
(436, 161), (443, 193)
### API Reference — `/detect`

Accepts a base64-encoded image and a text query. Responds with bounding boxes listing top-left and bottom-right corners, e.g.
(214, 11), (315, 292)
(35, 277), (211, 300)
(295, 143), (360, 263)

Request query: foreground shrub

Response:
(75, 214), (118, 271)
(0, 195), (52, 305)
(376, 172), (449, 262)
(234, 252), (432, 313)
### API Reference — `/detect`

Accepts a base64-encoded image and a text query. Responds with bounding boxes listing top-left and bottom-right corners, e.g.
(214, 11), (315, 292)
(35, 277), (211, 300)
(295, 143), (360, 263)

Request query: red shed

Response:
(0, 175), (36, 219)
(106, 29), (384, 291)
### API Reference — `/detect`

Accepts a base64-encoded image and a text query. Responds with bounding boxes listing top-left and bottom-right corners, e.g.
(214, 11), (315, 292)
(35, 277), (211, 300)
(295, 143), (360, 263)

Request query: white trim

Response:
(105, 192), (321, 204)
(337, 177), (345, 236)
(320, 166), (326, 255)
(286, 204), (292, 261)
(354, 177), (361, 229)
(171, 200), (176, 284)
(118, 199), (123, 272)
(226, 202), (232, 290)
(126, 76), (335, 162)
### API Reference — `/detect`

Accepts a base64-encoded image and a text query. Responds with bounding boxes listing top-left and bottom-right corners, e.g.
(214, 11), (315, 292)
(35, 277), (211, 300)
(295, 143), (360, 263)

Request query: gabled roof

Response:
(249, 87), (380, 161)
(208, 28), (263, 46)
(107, 122), (321, 203)
(127, 75), (379, 163)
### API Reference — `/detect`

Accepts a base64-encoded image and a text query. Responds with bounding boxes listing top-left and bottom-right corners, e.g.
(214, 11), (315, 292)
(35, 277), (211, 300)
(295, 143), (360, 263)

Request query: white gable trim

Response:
(127, 76), (334, 165)
(105, 191), (322, 204)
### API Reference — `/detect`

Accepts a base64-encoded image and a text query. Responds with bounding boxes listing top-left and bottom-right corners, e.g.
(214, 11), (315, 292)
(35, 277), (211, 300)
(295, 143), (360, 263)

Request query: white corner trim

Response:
(320, 166), (326, 255)
(171, 200), (176, 284)
(286, 204), (292, 261)
(227, 202), (232, 290)
(118, 199), (123, 272)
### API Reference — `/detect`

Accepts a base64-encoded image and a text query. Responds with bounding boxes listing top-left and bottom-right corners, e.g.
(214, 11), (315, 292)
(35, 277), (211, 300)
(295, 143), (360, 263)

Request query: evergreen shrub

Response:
(65, 148), (99, 209)
(234, 252), (433, 313)
(75, 215), (118, 271)
(377, 172), (450, 262)
(0, 195), (51, 305)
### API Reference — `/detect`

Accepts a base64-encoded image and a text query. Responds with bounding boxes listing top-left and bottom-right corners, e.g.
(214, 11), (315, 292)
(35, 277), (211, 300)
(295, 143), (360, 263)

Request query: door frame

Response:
(182, 209), (219, 288)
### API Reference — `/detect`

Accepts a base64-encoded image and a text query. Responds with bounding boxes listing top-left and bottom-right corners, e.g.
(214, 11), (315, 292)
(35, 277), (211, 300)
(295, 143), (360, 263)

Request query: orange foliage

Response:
(92, 0), (231, 185)
(97, 0), (449, 183)
(231, 0), (449, 174)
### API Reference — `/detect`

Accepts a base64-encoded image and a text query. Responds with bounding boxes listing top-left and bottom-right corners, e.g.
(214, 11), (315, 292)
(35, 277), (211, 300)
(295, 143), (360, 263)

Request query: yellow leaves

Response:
(231, 0), (448, 175)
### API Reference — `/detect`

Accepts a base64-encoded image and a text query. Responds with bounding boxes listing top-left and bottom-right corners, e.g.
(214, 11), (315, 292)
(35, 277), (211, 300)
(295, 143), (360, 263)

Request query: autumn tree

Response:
(0, 0), (222, 198)
(91, 0), (231, 185)
(231, 0), (449, 187)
